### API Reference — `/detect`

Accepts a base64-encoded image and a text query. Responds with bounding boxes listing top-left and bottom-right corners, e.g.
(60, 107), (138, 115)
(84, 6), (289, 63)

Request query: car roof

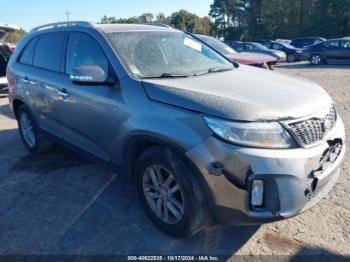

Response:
(95, 23), (176, 33)
(292, 37), (324, 40)
(30, 21), (176, 34)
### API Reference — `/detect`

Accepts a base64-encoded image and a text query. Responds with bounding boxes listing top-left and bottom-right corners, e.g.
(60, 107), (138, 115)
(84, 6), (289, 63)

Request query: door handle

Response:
(57, 89), (69, 99)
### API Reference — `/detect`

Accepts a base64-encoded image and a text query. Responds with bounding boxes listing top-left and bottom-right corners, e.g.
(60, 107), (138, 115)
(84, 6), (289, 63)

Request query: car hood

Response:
(227, 52), (276, 64)
(142, 65), (332, 121)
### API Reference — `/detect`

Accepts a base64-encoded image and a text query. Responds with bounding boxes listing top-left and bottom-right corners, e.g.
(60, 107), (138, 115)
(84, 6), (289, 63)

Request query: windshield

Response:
(107, 31), (233, 78)
(195, 35), (237, 56)
(281, 43), (295, 49)
(251, 42), (269, 51)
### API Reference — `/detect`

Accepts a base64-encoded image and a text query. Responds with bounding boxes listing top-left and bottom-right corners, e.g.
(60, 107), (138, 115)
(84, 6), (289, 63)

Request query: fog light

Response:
(251, 180), (264, 206)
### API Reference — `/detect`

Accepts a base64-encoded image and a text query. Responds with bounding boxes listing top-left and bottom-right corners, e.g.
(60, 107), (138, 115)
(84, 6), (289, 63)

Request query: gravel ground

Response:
(0, 62), (349, 260)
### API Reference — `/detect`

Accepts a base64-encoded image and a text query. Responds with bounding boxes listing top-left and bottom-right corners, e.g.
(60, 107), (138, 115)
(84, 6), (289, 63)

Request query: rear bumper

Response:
(186, 118), (346, 224)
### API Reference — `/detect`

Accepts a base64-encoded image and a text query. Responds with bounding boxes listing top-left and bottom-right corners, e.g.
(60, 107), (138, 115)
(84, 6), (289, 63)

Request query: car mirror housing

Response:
(70, 65), (116, 86)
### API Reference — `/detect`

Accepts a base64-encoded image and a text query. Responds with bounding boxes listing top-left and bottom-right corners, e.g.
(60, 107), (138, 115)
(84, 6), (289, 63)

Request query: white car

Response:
(0, 23), (20, 94)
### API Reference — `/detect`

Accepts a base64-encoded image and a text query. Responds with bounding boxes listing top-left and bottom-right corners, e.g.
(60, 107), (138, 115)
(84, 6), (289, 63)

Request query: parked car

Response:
(232, 42), (286, 62)
(194, 34), (277, 70)
(0, 23), (20, 94)
(8, 22), (345, 238)
(262, 41), (303, 62)
(290, 37), (326, 48)
(302, 38), (350, 65)
(275, 39), (292, 45)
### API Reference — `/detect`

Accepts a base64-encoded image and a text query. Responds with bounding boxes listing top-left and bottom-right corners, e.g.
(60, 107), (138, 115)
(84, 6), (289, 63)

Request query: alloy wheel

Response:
(142, 164), (185, 224)
(311, 55), (322, 65)
(20, 112), (36, 147)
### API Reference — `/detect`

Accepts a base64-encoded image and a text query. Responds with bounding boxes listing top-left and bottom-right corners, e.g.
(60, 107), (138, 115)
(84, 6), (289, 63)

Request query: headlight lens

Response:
(204, 116), (296, 149)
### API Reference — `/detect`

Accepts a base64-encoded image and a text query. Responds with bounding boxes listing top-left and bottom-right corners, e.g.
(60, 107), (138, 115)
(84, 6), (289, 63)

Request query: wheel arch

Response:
(122, 132), (215, 217)
(122, 132), (187, 181)
(12, 97), (27, 119)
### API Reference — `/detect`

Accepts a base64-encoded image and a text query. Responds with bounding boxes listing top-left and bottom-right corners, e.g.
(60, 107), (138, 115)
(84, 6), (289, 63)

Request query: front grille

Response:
(287, 106), (337, 147)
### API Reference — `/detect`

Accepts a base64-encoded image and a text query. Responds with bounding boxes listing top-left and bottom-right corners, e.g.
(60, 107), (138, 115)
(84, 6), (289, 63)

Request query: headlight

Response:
(204, 116), (296, 149)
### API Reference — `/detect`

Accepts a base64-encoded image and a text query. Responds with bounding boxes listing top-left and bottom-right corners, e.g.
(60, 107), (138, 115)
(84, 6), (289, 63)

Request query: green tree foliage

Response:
(4, 29), (27, 44)
(100, 10), (213, 35)
(210, 0), (350, 40)
(170, 9), (213, 34)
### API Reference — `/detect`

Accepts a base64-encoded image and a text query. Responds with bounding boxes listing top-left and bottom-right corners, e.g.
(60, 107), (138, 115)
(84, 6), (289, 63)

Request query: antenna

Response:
(65, 10), (71, 22)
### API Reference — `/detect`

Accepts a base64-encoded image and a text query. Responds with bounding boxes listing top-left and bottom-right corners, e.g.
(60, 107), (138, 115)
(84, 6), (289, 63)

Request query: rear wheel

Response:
(310, 54), (323, 65)
(17, 105), (53, 154)
(135, 146), (207, 238)
(287, 54), (296, 62)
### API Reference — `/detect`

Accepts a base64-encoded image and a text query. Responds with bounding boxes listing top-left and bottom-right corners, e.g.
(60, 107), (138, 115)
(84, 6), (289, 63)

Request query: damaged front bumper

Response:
(186, 118), (346, 224)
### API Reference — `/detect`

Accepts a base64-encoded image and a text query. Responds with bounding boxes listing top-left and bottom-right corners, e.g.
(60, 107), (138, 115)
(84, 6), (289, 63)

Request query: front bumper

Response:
(186, 118), (346, 224)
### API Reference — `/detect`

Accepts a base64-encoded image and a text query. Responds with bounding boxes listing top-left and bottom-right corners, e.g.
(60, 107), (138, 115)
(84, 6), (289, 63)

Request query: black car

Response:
(290, 37), (326, 48)
(262, 41), (303, 62)
(302, 38), (350, 65)
(232, 42), (287, 62)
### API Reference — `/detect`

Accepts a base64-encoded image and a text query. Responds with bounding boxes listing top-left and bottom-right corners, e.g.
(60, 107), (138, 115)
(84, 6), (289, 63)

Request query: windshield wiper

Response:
(194, 67), (234, 76)
(141, 73), (190, 79)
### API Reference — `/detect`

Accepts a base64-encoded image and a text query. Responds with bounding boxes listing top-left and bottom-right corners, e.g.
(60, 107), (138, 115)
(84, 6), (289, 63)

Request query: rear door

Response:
(30, 32), (68, 136)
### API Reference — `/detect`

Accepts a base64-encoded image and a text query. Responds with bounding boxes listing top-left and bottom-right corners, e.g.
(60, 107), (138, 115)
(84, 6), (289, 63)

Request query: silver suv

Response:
(7, 22), (346, 238)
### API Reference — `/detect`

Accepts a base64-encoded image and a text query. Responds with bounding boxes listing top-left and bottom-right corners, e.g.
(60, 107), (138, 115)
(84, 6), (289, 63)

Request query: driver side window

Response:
(66, 33), (109, 76)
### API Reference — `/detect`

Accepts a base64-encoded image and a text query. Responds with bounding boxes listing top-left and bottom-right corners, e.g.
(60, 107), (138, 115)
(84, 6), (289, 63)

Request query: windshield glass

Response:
(107, 31), (233, 78)
(251, 42), (269, 50)
(195, 35), (237, 56)
(281, 43), (295, 49)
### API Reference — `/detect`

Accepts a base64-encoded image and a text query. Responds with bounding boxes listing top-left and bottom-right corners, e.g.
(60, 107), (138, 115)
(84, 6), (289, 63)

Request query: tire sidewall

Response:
(17, 105), (40, 153)
(136, 147), (205, 238)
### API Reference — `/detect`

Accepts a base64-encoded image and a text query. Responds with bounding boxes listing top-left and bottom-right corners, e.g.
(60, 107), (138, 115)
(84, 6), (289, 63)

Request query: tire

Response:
(310, 54), (323, 65)
(17, 105), (53, 154)
(287, 54), (296, 62)
(135, 146), (208, 238)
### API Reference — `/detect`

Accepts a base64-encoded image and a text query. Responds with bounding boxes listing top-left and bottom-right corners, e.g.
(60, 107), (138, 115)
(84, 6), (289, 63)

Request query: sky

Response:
(1, 0), (213, 31)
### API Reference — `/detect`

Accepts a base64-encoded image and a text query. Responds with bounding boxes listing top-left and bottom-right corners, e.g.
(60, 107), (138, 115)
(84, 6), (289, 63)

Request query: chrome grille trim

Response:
(283, 106), (337, 148)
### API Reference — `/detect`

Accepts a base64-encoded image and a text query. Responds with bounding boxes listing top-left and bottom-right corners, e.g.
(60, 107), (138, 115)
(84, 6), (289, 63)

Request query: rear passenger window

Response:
(19, 38), (38, 65)
(66, 33), (109, 76)
(33, 33), (66, 72)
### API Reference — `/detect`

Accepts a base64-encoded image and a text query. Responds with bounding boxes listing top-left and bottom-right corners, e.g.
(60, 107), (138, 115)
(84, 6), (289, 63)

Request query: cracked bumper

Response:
(186, 118), (346, 224)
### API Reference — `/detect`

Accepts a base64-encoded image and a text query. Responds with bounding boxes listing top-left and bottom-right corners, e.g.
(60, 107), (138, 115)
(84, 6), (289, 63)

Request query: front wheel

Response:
(135, 146), (208, 238)
(310, 54), (324, 65)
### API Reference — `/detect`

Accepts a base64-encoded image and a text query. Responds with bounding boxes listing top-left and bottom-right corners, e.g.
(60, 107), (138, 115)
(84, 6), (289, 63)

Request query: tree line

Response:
(101, 0), (350, 41)
(210, 0), (350, 40)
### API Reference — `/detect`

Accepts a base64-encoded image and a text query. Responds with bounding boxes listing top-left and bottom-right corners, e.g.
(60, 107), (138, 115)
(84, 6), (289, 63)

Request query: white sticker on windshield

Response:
(184, 37), (202, 52)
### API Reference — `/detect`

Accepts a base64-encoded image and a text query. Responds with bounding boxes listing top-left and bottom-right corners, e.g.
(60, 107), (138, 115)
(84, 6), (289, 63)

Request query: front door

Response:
(53, 32), (125, 161)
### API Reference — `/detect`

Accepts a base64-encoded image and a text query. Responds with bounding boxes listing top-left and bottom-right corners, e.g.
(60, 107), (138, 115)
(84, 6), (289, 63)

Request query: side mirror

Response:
(70, 66), (117, 86)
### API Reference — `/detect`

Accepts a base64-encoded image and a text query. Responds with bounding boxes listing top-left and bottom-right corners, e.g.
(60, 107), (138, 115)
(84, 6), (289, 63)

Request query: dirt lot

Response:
(0, 62), (349, 259)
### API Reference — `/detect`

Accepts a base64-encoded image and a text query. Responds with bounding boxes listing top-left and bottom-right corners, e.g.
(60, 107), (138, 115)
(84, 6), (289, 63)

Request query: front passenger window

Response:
(66, 33), (109, 76)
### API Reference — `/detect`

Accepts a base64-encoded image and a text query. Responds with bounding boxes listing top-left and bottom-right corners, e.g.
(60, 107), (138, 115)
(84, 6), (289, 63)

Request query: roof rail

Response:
(30, 21), (94, 33)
